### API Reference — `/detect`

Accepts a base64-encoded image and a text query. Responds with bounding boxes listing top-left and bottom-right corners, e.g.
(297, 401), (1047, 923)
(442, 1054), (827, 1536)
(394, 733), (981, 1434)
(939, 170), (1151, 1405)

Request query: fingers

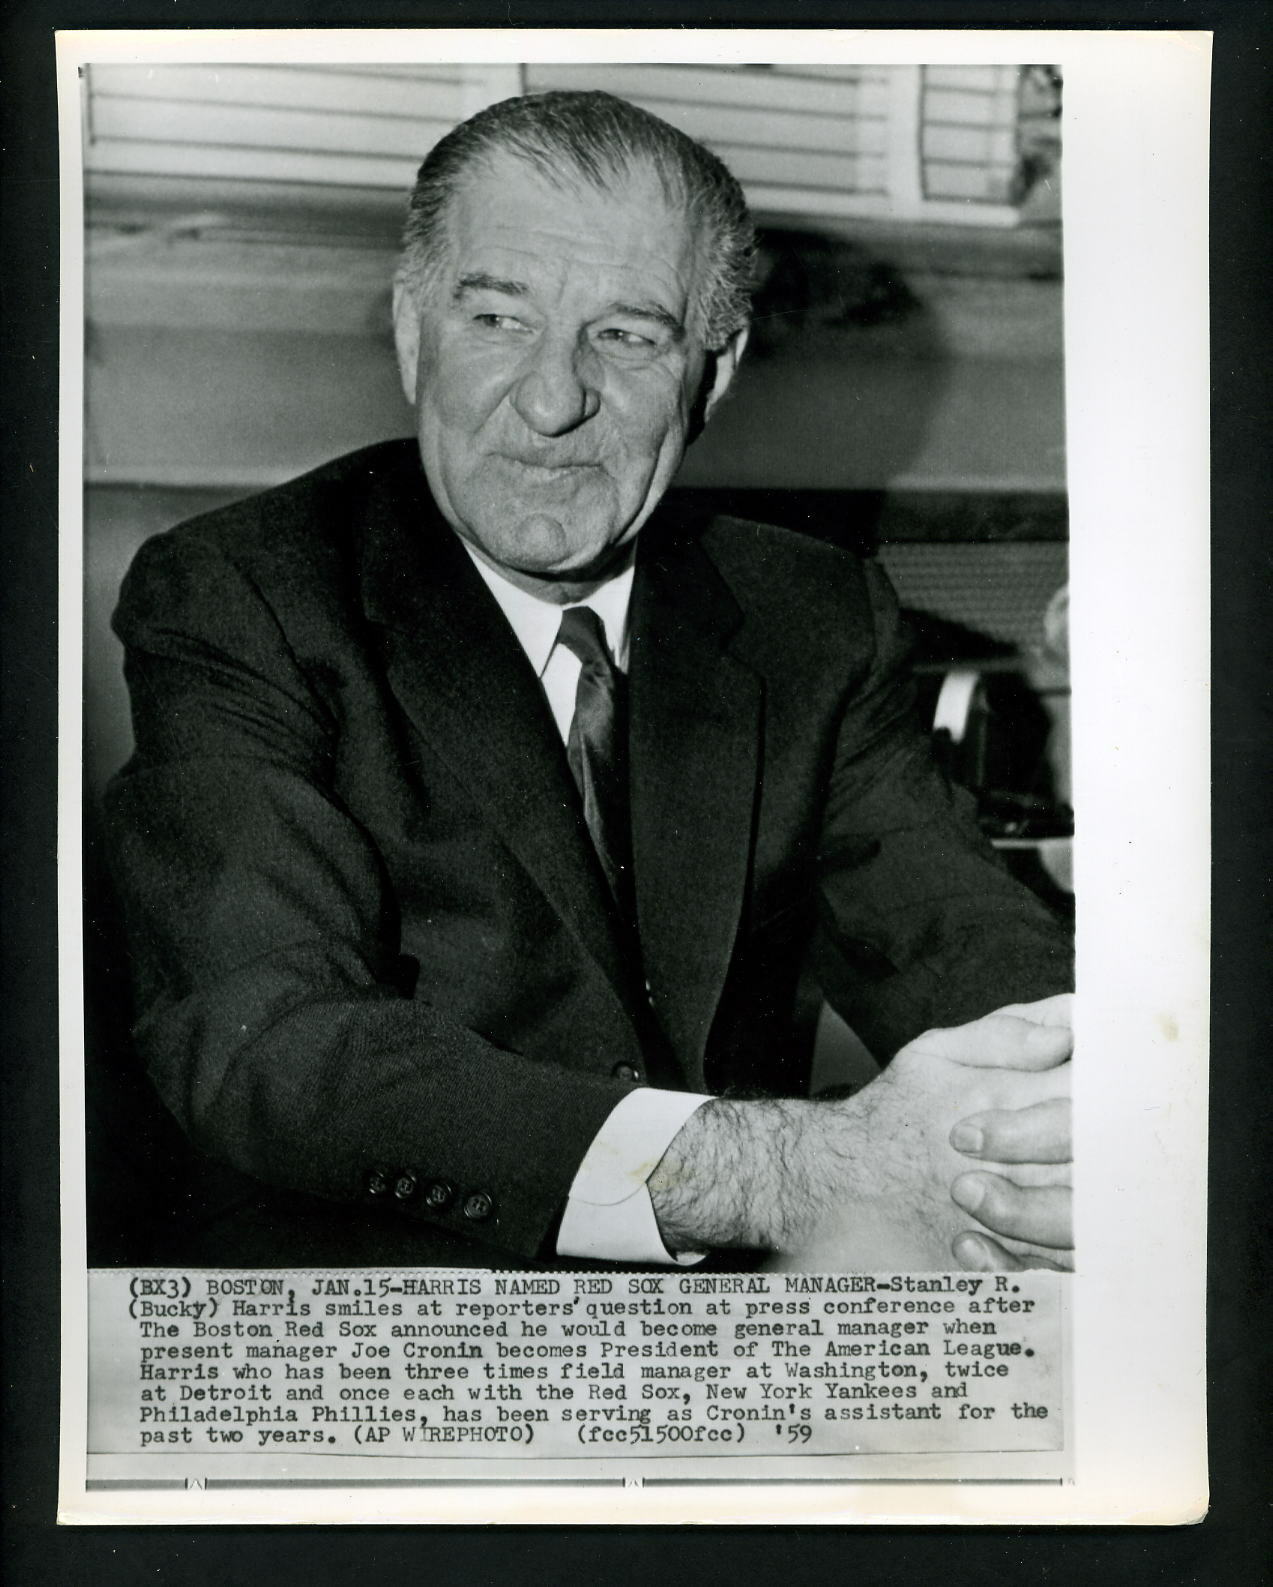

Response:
(951, 1171), (1072, 1251)
(950, 1098), (1072, 1164)
(952, 1231), (1068, 1273)
(913, 1011), (1073, 1072)
(994, 992), (1073, 1029)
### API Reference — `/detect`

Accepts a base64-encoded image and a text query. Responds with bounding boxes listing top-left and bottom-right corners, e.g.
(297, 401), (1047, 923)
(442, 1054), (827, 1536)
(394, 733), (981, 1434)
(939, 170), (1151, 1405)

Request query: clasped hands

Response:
(923, 992), (1072, 1273)
(774, 993), (1073, 1273)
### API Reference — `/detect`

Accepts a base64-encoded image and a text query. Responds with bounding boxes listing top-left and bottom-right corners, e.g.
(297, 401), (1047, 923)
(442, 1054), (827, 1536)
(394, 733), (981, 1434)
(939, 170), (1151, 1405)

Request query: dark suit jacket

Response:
(104, 439), (1071, 1266)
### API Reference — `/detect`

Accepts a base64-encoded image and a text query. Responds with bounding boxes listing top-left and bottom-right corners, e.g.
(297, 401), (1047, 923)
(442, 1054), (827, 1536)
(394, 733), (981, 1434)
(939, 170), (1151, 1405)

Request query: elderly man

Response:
(105, 90), (1073, 1272)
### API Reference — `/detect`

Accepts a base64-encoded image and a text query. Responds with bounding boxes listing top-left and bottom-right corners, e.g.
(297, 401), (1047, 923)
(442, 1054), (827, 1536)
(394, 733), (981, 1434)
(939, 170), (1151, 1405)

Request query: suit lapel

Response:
(628, 516), (763, 1084)
(356, 461), (642, 1026)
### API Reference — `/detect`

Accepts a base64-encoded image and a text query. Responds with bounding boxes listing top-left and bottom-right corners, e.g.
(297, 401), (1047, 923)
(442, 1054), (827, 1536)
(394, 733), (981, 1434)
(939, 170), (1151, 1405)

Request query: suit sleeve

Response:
(105, 531), (638, 1261)
(809, 558), (1073, 1059)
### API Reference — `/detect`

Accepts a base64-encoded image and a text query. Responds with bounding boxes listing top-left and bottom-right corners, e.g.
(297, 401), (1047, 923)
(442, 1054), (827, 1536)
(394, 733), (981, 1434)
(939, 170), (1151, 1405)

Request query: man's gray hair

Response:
(396, 89), (755, 350)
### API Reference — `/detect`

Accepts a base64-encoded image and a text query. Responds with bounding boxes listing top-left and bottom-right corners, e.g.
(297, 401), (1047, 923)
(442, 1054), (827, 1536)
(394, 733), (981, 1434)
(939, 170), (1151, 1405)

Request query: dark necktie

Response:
(556, 606), (632, 913)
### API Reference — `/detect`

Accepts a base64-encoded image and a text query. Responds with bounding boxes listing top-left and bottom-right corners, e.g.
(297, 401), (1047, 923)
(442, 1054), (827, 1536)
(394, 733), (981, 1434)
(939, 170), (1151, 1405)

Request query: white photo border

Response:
(57, 25), (1210, 1526)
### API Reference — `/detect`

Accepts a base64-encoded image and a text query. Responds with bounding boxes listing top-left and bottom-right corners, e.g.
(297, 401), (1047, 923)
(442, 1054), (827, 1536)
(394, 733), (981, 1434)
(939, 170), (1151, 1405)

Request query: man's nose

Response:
(510, 332), (600, 436)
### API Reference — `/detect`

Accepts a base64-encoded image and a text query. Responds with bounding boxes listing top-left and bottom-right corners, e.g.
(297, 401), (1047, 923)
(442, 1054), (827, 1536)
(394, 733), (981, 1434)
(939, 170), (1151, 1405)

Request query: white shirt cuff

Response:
(556, 1088), (712, 1265)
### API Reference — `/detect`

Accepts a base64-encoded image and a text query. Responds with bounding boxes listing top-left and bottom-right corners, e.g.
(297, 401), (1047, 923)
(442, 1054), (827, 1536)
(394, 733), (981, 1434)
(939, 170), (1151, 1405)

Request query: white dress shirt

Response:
(464, 545), (710, 1265)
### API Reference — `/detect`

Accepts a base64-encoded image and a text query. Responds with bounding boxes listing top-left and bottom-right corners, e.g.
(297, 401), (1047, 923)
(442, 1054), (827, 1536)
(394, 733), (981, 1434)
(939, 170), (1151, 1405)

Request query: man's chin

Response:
(463, 509), (637, 587)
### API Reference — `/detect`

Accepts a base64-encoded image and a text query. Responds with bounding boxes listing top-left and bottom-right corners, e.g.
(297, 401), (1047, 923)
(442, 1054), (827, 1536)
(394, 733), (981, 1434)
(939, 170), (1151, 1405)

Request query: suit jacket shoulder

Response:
(146, 439), (420, 555)
(645, 503), (904, 700)
(118, 439), (426, 636)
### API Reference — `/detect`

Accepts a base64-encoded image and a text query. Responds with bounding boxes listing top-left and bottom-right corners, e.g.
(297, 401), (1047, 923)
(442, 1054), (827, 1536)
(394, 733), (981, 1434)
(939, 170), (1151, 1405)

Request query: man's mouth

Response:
(496, 454), (601, 474)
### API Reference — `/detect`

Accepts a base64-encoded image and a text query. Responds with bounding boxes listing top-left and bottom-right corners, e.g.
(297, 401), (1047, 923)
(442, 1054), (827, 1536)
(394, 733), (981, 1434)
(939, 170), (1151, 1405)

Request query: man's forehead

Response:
(446, 148), (695, 257)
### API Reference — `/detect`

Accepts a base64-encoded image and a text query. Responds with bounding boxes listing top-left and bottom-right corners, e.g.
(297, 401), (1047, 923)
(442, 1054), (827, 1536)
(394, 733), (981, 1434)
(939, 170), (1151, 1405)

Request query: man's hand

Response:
(649, 995), (1072, 1271)
(941, 994), (1073, 1272)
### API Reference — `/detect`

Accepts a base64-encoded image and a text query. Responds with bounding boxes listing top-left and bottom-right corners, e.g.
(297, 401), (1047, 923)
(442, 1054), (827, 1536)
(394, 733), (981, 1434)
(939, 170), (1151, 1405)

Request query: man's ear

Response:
(700, 324), (749, 427)
(687, 325), (749, 444)
(391, 280), (422, 405)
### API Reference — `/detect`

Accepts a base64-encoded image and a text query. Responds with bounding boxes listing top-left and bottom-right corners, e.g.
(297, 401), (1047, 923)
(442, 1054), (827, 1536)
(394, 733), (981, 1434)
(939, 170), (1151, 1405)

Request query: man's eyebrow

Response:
(453, 272), (530, 301)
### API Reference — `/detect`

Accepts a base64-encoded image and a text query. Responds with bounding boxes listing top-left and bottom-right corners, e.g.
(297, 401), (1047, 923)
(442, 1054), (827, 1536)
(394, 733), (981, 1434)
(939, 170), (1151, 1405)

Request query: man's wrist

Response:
(647, 1095), (846, 1254)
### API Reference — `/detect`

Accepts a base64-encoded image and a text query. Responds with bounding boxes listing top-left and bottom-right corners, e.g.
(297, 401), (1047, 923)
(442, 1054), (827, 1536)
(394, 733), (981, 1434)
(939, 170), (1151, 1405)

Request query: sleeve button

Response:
(461, 1191), (494, 1222)
(611, 1061), (642, 1082)
(365, 1168), (390, 1198)
(422, 1180), (456, 1213)
(393, 1171), (418, 1201)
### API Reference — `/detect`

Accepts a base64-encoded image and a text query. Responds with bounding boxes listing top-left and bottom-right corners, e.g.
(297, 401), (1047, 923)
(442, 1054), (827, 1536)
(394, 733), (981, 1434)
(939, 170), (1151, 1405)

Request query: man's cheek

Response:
(610, 406), (687, 472)
(428, 353), (509, 427)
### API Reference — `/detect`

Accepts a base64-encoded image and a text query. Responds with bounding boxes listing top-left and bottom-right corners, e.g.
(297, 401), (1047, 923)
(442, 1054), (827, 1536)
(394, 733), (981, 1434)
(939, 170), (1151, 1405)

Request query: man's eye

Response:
(595, 327), (660, 357)
(473, 313), (527, 333)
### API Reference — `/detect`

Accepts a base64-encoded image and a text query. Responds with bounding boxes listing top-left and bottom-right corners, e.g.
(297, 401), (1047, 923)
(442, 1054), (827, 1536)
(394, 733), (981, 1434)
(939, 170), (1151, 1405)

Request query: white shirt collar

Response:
(463, 543), (636, 677)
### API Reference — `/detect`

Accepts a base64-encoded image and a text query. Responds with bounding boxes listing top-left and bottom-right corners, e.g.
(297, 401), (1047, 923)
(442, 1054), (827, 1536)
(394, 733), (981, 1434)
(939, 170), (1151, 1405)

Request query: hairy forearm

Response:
(648, 1097), (849, 1253)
